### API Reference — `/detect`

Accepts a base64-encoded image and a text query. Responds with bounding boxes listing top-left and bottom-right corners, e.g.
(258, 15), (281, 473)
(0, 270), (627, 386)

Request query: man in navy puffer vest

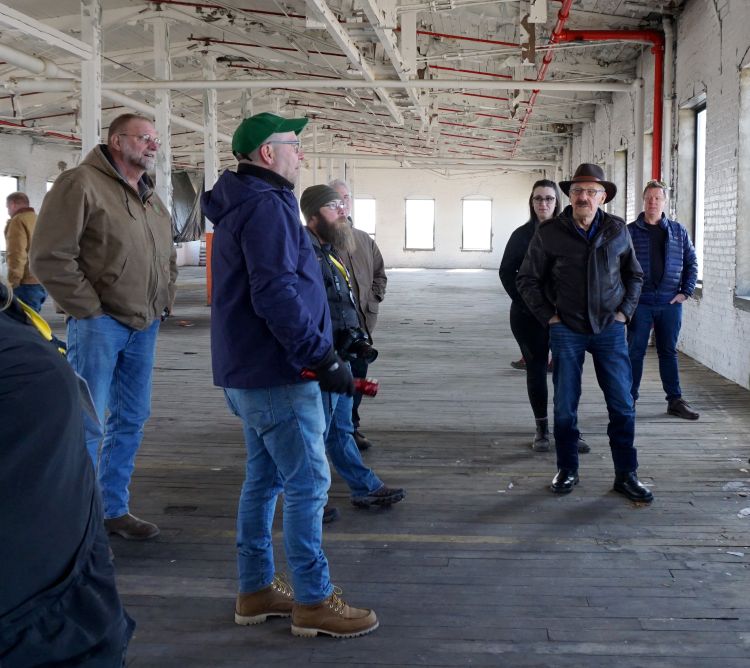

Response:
(627, 180), (699, 420)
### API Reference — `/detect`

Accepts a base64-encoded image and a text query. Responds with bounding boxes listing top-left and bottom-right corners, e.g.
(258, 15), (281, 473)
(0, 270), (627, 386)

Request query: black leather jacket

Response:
(516, 206), (643, 334)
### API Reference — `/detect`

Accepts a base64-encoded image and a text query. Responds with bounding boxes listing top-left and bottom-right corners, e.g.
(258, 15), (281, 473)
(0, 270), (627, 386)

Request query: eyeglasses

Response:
(322, 200), (346, 210)
(118, 133), (162, 146)
(532, 196), (556, 203)
(569, 187), (604, 197)
(265, 140), (302, 154)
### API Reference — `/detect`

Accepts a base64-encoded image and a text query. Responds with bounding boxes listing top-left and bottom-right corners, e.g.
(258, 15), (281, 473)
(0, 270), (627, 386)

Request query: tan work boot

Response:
(291, 588), (378, 638)
(235, 576), (294, 625)
(104, 513), (159, 540)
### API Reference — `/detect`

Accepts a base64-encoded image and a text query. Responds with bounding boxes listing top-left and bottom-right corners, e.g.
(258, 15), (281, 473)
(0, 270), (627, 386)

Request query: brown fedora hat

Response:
(559, 163), (617, 203)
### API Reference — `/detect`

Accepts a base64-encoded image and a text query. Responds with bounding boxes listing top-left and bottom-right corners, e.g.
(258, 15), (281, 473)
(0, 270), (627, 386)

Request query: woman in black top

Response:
(0, 281), (133, 667)
(499, 180), (562, 451)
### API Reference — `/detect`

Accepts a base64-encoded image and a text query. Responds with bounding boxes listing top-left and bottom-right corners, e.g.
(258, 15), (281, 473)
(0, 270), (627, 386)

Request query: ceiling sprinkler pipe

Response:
(556, 28), (665, 180)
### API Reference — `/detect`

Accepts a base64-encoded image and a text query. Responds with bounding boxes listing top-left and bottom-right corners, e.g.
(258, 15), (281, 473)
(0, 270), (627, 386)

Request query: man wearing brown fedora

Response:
(517, 163), (653, 503)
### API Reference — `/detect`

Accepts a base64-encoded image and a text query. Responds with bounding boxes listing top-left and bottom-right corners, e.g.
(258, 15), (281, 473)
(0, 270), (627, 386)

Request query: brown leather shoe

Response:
(291, 589), (378, 638)
(104, 513), (159, 540)
(235, 576), (294, 625)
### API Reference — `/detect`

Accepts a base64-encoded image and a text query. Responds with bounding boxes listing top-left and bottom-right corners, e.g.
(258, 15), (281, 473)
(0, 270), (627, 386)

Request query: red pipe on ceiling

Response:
(556, 28), (665, 180)
(511, 0), (573, 159)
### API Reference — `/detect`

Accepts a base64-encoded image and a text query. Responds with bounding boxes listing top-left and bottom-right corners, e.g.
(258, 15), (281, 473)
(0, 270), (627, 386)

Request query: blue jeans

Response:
(322, 389), (383, 497)
(627, 302), (682, 403)
(549, 321), (638, 473)
(224, 383), (333, 604)
(14, 284), (47, 312)
(67, 316), (159, 519)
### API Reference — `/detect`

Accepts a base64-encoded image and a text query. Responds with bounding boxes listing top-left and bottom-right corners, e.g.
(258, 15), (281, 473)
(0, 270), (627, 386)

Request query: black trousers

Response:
(509, 303), (549, 419)
(349, 357), (369, 428)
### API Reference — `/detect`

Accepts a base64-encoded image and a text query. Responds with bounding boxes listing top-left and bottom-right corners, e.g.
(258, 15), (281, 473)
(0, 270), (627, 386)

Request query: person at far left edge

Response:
(31, 113), (177, 541)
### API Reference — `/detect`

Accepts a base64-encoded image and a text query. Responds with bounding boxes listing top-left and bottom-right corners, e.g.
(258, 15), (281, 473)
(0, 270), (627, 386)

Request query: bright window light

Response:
(405, 198), (434, 250)
(462, 199), (492, 250)
(694, 106), (706, 282)
(353, 197), (376, 238)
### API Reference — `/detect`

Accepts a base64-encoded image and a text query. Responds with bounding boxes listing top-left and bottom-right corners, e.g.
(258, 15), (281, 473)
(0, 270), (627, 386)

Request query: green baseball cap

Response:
(232, 112), (308, 155)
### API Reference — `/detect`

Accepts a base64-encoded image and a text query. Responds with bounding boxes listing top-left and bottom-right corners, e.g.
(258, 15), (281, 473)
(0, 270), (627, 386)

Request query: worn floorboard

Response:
(47, 268), (750, 667)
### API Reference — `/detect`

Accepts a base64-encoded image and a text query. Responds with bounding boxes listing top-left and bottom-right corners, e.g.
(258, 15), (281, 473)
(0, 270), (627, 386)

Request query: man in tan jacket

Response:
(4, 192), (46, 312)
(32, 113), (177, 541)
(329, 179), (387, 451)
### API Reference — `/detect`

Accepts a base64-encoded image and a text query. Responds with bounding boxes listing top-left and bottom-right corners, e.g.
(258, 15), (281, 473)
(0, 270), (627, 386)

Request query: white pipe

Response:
(304, 151), (556, 166)
(632, 78), (645, 215)
(0, 42), (232, 142)
(0, 44), (75, 78)
(662, 16), (674, 187)
(0, 78), (76, 92)
(101, 78), (632, 93)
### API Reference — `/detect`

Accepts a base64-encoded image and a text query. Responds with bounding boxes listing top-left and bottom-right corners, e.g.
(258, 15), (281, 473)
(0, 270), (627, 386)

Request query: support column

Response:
(152, 17), (173, 213)
(240, 89), (254, 118)
(203, 53), (220, 303)
(633, 78), (645, 216)
(80, 0), (101, 155)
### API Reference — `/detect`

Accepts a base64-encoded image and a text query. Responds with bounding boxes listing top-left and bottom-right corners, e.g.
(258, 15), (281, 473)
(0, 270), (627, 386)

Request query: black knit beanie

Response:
(300, 185), (340, 222)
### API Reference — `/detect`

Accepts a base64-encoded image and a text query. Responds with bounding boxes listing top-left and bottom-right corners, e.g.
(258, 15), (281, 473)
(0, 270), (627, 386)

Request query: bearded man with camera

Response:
(300, 185), (405, 519)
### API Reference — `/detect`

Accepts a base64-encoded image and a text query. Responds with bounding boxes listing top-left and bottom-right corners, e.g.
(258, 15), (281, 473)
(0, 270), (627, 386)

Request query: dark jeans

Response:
(627, 302), (682, 403)
(549, 320), (638, 473)
(509, 303), (548, 419)
(13, 284), (47, 313)
(349, 357), (369, 428)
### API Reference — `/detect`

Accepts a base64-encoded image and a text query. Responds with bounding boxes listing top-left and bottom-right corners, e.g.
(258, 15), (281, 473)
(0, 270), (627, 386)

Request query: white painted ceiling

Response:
(0, 0), (684, 171)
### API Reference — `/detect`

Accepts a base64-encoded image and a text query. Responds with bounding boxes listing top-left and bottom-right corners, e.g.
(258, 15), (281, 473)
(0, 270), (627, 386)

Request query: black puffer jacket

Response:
(516, 206), (643, 334)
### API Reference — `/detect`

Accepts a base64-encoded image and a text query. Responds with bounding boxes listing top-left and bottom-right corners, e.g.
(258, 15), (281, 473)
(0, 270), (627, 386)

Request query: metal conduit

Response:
(556, 28), (665, 180)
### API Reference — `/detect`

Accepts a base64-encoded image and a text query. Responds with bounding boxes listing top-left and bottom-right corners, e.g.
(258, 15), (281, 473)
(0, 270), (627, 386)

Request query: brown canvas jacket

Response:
(31, 146), (177, 330)
(338, 222), (387, 336)
(4, 208), (39, 287)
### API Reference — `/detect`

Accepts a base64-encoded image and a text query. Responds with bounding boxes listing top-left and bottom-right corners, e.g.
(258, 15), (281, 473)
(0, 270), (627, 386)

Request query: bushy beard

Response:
(317, 216), (356, 254)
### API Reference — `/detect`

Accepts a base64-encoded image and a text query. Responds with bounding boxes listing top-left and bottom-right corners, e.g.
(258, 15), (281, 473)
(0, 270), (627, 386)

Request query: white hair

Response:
(329, 178), (351, 195)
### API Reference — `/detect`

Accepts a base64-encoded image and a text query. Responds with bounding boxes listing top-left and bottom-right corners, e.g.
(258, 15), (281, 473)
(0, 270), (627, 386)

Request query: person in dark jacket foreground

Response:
(517, 163), (653, 502)
(627, 180), (699, 420)
(0, 281), (133, 667)
(202, 112), (378, 639)
(499, 179), (589, 454)
(300, 184), (405, 519)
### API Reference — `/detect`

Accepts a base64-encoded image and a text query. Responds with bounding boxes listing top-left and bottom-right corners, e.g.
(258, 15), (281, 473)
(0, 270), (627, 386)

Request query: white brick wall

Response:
(568, 0), (750, 390)
(0, 134), (80, 211)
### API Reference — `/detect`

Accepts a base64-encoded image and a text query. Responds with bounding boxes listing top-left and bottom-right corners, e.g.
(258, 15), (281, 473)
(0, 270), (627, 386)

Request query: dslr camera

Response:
(335, 328), (379, 364)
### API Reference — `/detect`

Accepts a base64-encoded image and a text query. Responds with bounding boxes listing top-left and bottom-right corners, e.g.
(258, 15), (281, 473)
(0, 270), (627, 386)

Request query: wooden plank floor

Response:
(49, 268), (750, 667)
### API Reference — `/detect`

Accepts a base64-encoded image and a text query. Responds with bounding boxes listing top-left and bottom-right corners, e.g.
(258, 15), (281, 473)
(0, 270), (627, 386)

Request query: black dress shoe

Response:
(667, 398), (699, 420)
(613, 472), (654, 503)
(322, 505), (340, 524)
(353, 430), (372, 451)
(550, 469), (579, 494)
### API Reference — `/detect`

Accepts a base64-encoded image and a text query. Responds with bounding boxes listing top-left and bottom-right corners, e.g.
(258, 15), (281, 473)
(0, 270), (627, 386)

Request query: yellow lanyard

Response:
(17, 299), (66, 355)
(327, 252), (352, 289)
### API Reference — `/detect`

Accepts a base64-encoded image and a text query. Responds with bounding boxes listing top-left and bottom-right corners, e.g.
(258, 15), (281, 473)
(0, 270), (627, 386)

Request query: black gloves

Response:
(312, 349), (355, 396)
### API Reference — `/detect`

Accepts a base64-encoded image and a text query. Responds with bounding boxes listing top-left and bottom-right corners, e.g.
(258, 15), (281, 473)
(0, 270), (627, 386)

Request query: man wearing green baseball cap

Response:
(202, 112), (378, 639)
